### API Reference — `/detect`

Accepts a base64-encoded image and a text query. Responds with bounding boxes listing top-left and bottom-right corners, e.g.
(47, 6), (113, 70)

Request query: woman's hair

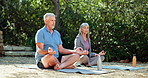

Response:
(79, 23), (90, 40)
(43, 13), (55, 20)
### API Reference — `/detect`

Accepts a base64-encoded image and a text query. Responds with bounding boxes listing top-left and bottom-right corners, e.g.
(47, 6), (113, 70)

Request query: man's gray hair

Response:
(44, 13), (55, 20)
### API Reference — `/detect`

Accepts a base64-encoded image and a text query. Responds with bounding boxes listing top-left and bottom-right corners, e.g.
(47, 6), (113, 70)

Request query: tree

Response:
(51, 0), (60, 30)
(1, 0), (147, 62)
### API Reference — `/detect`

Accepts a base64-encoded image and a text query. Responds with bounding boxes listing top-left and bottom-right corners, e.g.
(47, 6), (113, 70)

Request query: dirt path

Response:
(0, 57), (147, 78)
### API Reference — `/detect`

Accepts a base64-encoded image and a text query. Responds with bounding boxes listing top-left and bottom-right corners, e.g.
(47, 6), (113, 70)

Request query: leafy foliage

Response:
(1, 0), (53, 49)
(0, 0), (147, 62)
(60, 0), (148, 62)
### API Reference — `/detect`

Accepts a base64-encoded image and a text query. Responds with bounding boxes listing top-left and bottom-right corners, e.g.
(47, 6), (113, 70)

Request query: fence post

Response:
(0, 31), (4, 57)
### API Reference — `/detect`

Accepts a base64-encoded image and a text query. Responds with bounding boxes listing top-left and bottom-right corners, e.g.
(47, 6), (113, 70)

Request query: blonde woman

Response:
(74, 23), (106, 66)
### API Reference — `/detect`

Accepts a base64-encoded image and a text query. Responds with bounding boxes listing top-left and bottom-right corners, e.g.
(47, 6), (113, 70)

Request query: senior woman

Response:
(74, 23), (106, 66)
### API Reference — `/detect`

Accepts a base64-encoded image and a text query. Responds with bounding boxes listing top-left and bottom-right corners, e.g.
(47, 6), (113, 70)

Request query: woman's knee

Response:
(83, 55), (89, 59)
(101, 56), (105, 61)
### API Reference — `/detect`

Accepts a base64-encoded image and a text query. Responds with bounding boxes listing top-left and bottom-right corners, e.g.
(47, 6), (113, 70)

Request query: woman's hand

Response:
(95, 50), (106, 56)
(48, 47), (56, 55)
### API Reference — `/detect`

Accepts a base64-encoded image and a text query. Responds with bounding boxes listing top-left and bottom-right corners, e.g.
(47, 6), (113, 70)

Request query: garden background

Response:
(0, 0), (147, 62)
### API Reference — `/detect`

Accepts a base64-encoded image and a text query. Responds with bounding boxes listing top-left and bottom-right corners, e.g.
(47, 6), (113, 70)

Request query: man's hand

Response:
(75, 47), (83, 52)
(75, 47), (88, 55)
(76, 50), (88, 55)
(48, 47), (56, 55)
(74, 47), (83, 55)
(82, 50), (89, 55)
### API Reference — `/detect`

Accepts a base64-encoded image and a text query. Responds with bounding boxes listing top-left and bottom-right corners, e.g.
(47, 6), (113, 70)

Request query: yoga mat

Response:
(91, 65), (145, 70)
(17, 65), (109, 74)
(57, 69), (109, 74)
(17, 65), (38, 69)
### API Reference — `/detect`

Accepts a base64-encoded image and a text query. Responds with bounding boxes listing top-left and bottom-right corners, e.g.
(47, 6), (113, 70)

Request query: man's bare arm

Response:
(58, 45), (88, 55)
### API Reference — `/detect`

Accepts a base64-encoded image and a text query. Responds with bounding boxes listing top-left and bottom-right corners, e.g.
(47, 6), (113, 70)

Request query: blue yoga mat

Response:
(17, 65), (109, 74)
(91, 66), (145, 70)
(57, 69), (109, 74)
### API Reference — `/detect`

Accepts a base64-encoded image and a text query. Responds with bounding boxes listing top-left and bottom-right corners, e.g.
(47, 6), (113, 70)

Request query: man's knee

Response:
(72, 54), (80, 60)
(42, 54), (57, 64)
(43, 54), (55, 59)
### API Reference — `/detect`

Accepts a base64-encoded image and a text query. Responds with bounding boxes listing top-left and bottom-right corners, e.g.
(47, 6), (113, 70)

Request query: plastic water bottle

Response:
(132, 54), (137, 67)
(97, 55), (102, 70)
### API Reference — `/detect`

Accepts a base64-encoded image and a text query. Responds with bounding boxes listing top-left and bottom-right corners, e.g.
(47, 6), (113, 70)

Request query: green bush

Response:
(0, 0), (147, 62)
(1, 0), (53, 50)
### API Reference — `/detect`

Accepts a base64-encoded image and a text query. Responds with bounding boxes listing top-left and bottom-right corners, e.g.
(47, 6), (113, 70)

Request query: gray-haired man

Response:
(35, 13), (88, 70)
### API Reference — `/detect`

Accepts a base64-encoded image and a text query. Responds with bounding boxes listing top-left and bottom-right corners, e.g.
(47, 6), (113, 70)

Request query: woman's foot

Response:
(85, 63), (91, 67)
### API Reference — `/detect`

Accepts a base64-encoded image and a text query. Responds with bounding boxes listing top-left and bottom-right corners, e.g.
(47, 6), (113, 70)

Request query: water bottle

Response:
(132, 54), (137, 67)
(97, 55), (102, 70)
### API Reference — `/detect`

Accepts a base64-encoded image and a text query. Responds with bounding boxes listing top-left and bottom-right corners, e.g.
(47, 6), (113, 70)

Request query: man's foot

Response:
(85, 62), (91, 67)
(63, 65), (76, 69)
(54, 64), (61, 70)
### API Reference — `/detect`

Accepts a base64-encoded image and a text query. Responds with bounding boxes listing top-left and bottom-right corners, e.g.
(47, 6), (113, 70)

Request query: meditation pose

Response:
(35, 13), (88, 70)
(74, 23), (106, 66)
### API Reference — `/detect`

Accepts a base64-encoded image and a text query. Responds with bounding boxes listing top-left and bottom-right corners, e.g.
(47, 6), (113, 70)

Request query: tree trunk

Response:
(51, 0), (60, 30)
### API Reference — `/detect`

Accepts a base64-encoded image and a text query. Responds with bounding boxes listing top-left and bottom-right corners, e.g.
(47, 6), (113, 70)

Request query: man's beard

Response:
(47, 24), (55, 29)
